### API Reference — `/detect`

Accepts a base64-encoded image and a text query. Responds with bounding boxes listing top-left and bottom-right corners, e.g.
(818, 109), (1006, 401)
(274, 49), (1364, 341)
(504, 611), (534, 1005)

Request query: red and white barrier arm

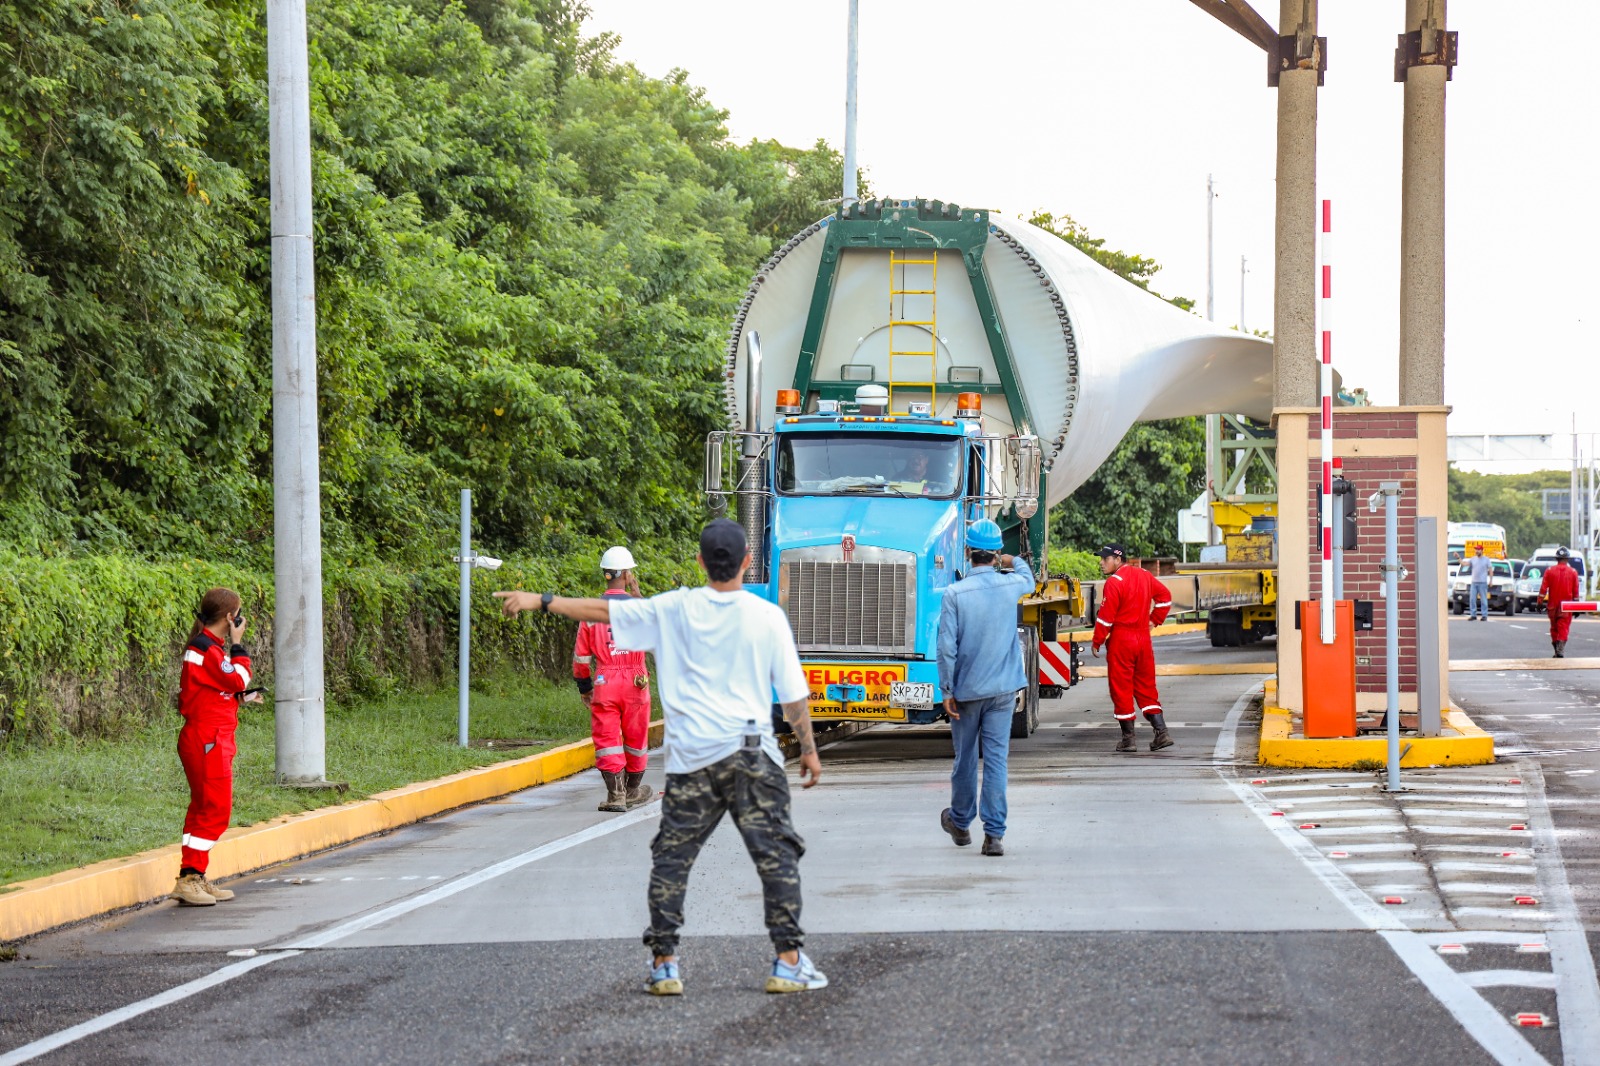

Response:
(1318, 198), (1335, 644)
(1561, 601), (1600, 614)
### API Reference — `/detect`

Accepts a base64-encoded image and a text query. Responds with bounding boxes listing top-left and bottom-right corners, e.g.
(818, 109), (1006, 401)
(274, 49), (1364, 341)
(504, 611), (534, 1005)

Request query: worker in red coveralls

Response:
(1090, 544), (1175, 753)
(574, 546), (655, 812)
(171, 587), (262, 907)
(1538, 548), (1582, 658)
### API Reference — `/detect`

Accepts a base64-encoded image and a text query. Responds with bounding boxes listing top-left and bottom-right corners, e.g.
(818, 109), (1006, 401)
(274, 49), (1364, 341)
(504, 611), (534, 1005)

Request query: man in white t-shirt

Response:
(493, 519), (827, 998)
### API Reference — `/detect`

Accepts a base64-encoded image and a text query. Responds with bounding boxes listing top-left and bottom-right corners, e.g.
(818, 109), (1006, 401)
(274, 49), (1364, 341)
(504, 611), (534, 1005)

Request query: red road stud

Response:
(1513, 895), (1539, 906)
(1251, 779), (1266, 785)
(1501, 851), (1522, 858)
(1516, 942), (1550, 954)
(1509, 824), (1527, 831)
(1327, 850), (1350, 858)
(1298, 823), (1321, 829)
(1436, 943), (1468, 955)
(1382, 896), (1406, 905)
(1270, 811), (1285, 817)
(1513, 1013), (1551, 1029)
(1507, 779), (1522, 785)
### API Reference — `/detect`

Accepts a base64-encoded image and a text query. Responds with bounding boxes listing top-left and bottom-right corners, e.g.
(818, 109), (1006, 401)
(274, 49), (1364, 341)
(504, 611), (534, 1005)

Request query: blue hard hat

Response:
(967, 519), (1003, 552)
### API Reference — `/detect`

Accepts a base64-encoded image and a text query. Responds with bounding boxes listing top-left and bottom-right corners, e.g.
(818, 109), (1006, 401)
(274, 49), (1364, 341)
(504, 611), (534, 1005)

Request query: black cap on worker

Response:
(1557, 547), (1571, 559)
(1096, 544), (1127, 559)
(700, 518), (749, 570)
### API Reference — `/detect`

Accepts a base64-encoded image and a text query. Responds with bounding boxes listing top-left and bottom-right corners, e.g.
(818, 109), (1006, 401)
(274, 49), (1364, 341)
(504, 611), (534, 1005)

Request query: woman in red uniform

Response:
(170, 587), (261, 906)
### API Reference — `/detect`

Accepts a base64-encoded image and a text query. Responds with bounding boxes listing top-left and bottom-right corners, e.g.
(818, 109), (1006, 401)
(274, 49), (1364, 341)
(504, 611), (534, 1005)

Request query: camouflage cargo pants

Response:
(643, 747), (806, 956)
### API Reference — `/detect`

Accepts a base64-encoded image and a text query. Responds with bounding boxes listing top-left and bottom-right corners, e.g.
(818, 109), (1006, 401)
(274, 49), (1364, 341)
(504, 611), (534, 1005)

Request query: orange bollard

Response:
(1301, 600), (1357, 738)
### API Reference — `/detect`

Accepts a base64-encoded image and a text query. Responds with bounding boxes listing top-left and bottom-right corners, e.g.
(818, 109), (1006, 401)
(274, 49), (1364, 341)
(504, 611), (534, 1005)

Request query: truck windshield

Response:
(776, 434), (961, 498)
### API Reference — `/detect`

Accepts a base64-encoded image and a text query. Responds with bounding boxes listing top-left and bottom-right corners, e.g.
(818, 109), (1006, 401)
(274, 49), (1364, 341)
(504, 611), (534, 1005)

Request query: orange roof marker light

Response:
(955, 392), (982, 419)
(775, 389), (802, 415)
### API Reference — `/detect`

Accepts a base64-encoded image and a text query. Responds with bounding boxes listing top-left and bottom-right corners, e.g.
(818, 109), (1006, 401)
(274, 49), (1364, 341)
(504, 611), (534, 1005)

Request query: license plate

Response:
(889, 681), (935, 709)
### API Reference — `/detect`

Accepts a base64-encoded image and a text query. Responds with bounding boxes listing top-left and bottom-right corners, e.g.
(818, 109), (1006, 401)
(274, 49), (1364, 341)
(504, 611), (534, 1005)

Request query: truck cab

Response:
(706, 379), (1061, 738)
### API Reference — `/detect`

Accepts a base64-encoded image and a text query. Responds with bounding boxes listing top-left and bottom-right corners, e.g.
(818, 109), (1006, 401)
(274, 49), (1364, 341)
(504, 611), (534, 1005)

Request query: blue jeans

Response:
(1469, 582), (1489, 618)
(949, 693), (1013, 839)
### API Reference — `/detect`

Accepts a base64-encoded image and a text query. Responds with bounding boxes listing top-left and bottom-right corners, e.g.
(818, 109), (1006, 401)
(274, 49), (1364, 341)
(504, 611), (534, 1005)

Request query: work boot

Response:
(623, 770), (655, 810)
(1553, 642), (1562, 659)
(1115, 719), (1137, 752)
(1148, 712), (1175, 751)
(598, 770), (627, 812)
(1555, 641), (1566, 659)
(169, 873), (217, 907)
(200, 877), (235, 901)
(981, 835), (1004, 857)
(940, 807), (972, 847)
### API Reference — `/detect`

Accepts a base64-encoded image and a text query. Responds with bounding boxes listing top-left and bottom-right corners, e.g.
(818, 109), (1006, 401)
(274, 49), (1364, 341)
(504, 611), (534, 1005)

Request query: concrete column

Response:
(1398, 0), (1448, 406)
(1273, 0), (1319, 410)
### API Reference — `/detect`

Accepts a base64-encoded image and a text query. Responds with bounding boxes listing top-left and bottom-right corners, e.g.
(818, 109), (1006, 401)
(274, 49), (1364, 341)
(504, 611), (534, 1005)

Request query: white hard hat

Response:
(600, 546), (636, 571)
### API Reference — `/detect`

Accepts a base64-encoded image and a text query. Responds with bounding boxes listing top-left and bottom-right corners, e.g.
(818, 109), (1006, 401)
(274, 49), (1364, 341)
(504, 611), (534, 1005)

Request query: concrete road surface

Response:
(3, 649), (1598, 1066)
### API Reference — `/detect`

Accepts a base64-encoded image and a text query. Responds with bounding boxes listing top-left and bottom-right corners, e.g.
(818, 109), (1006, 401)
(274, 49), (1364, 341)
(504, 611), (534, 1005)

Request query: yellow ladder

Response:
(887, 249), (937, 414)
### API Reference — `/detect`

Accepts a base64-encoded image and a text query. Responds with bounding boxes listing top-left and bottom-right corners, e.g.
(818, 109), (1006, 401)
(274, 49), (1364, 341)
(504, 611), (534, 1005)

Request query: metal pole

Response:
(1332, 456), (1344, 600)
(842, 0), (859, 206)
(1381, 481), (1404, 791)
(269, 0), (327, 784)
(458, 489), (472, 748)
(1206, 174), (1216, 322)
(1416, 515), (1441, 737)
(1239, 255), (1247, 332)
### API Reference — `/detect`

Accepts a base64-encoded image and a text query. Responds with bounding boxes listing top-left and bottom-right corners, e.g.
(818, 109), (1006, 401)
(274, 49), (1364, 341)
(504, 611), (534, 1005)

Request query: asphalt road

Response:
(3, 631), (1598, 1066)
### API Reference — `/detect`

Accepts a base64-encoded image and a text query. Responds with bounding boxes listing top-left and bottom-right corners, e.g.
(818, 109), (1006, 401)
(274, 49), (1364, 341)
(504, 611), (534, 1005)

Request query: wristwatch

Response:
(540, 592), (555, 612)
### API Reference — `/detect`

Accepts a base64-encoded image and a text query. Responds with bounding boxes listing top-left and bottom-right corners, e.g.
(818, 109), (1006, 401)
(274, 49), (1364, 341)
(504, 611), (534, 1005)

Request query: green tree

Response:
(1051, 418), (1206, 558)
(1448, 468), (1571, 558)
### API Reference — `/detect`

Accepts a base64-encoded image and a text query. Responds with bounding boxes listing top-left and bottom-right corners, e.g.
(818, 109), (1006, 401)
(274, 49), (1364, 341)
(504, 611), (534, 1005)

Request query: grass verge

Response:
(0, 670), (591, 887)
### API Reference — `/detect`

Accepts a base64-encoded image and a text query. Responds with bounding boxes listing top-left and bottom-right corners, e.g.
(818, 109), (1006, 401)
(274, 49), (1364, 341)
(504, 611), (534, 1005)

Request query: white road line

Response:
(1380, 932), (1553, 1066)
(1214, 688), (1553, 1066)
(0, 951), (301, 1066)
(1435, 862), (1538, 876)
(1519, 760), (1600, 1065)
(1435, 882), (1542, 896)
(1462, 970), (1560, 990)
(284, 803), (661, 949)
(0, 804), (663, 1063)
(1338, 862), (1430, 874)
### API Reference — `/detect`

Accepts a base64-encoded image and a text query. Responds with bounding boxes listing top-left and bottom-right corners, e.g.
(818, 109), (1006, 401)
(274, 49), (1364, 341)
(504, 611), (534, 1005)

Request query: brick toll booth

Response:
(1274, 406), (1450, 721)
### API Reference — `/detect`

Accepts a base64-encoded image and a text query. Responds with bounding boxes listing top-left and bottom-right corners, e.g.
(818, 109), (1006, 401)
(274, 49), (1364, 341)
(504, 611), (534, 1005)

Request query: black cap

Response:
(1556, 547), (1571, 559)
(1096, 544), (1126, 559)
(700, 518), (749, 570)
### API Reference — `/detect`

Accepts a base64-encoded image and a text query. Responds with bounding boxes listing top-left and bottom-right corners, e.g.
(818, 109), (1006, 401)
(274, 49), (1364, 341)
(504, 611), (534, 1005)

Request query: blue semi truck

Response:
(704, 198), (1271, 733)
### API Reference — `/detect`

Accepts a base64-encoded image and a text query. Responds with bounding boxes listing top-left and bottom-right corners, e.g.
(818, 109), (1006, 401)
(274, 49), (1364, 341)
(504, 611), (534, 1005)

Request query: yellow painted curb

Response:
(1064, 621), (1209, 643)
(1078, 661), (1275, 678)
(1449, 657), (1600, 672)
(1257, 705), (1493, 769)
(0, 721), (663, 943)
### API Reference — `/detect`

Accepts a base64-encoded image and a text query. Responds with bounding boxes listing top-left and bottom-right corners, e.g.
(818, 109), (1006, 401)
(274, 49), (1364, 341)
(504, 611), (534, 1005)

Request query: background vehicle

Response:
(707, 198), (1273, 737)
(1451, 557), (1516, 615)
(1516, 564), (1546, 613)
(1446, 521), (1508, 564)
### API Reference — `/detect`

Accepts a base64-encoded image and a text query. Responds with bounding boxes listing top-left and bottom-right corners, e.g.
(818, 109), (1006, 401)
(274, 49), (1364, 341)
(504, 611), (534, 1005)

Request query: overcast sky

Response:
(583, 1), (1598, 470)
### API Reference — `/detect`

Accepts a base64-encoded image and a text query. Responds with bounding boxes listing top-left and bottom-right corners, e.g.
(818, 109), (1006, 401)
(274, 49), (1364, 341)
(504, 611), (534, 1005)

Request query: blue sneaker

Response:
(766, 951), (828, 993)
(645, 958), (682, 996)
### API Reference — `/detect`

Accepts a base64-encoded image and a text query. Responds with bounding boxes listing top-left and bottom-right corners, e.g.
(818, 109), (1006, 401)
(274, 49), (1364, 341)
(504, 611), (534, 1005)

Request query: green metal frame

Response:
(1207, 412), (1278, 504)
(792, 199), (1034, 434)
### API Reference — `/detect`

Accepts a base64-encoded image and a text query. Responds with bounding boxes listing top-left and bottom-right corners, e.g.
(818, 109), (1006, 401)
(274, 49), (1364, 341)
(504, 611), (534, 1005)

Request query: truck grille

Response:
(781, 560), (915, 655)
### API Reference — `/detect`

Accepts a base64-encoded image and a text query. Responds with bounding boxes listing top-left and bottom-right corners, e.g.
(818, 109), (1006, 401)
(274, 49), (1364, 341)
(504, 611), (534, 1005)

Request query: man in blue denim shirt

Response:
(936, 519), (1034, 857)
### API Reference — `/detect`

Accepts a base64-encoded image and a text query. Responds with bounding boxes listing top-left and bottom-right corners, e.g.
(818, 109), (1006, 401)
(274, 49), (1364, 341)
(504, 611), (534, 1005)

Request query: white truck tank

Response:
(724, 201), (1274, 509)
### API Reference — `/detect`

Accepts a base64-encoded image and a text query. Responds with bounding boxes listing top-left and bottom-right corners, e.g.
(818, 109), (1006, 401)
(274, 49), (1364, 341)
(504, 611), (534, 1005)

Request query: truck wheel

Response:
(1504, 597), (1515, 617)
(1012, 626), (1040, 739)
(1451, 599), (1463, 615)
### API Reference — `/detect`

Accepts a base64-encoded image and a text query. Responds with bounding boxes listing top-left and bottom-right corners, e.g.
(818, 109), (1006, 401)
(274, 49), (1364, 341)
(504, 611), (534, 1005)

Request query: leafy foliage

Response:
(1051, 419), (1206, 559)
(1448, 468), (1572, 559)
(0, 0), (846, 564)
